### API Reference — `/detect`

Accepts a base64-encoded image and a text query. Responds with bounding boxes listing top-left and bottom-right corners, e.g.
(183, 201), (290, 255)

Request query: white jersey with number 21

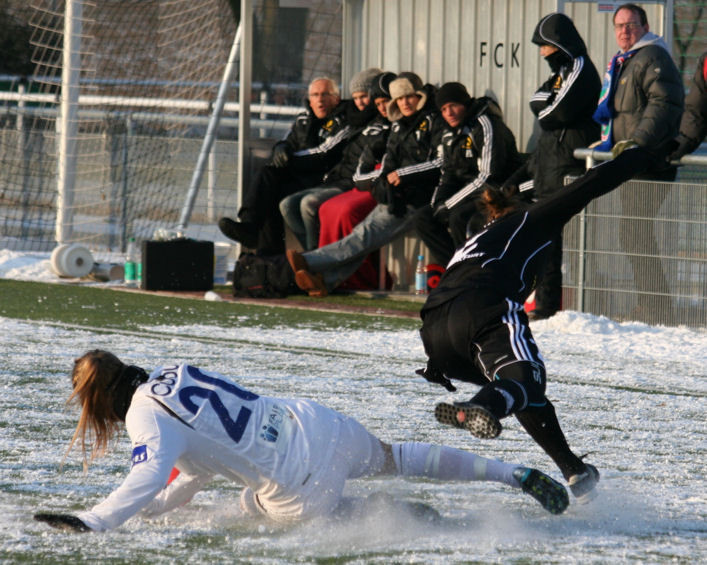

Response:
(78, 364), (344, 530)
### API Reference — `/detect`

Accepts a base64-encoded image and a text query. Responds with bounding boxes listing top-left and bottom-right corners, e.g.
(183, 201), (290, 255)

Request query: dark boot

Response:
(218, 217), (258, 248)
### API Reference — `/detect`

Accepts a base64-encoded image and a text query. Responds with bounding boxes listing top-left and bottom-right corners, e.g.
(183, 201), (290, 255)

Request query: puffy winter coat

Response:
(675, 51), (707, 157)
(275, 100), (351, 177)
(322, 101), (382, 189)
(608, 33), (684, 156)
(373, 85), (445, 208)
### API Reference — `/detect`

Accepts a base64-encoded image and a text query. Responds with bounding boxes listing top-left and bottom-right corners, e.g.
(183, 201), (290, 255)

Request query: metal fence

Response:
(560, 151), (706, 328)
(0, 90), (705, 328)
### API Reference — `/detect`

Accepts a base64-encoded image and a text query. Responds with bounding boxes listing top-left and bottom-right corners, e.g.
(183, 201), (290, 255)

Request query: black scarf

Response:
(545, 50), (572, 73)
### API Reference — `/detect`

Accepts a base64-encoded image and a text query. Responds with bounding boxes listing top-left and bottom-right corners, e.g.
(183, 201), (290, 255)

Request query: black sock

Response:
(514, 401), (586, 480)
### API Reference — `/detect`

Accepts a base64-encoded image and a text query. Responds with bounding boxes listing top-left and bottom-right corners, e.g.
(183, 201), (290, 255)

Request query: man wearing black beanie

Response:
(415, 82), (522, 265)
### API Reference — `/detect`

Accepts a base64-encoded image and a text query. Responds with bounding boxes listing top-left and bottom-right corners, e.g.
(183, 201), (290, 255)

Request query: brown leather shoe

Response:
(294, 270), (328, 297)
(285, 249), (308, 273)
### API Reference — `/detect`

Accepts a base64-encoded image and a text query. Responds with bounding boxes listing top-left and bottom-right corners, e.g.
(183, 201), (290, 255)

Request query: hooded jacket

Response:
(432, 96), (522, 210)
(604, 31), (683, 156)
(509, 12), (601, 197)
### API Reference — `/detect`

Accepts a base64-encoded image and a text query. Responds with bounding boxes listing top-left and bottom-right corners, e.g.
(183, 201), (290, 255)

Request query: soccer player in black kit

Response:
(418, 146), (653, 503)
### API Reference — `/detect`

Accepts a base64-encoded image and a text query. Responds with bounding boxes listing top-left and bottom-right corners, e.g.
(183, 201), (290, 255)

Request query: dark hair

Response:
(613, 3), (648, 26)
(478, 184), (520, 222)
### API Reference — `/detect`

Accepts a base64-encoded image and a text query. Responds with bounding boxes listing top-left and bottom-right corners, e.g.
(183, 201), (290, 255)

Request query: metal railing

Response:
(561, 148), (706, 327)
(1, 82), (704, 327)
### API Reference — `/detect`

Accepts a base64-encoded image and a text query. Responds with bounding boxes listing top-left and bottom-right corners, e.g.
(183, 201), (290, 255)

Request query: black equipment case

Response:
(141, 239), (214, 291)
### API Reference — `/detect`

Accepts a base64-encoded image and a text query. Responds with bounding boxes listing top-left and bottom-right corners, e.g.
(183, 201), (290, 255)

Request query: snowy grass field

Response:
(0, 252), (705, 563)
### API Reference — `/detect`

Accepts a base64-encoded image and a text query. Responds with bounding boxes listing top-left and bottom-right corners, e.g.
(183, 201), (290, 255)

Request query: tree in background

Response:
(0, 1), (34, 76)
(674, 0), (707, 80)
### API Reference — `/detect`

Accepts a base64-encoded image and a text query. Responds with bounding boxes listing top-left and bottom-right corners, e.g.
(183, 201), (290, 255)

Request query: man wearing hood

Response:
(505, 12), (601, 320)
(219, 77), (350, 255)
(285, 72), (445, 297)
(416, 82), (522, 266)
(592, 3), (683, 318)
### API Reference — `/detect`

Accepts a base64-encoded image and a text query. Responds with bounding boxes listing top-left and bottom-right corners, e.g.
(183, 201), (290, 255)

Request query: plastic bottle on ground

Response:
(124, 237), (140, 287)
(415, 254), (427, 295)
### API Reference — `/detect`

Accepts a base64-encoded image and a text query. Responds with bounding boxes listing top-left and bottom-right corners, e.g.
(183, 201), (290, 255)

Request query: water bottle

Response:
(124, 237), (140, 287)
(415, 254), (427, 295)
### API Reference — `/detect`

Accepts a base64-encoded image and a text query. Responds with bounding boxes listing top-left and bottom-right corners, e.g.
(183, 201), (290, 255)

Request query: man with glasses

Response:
(219, 77), (350, 255)
(592, 3), (683, 320)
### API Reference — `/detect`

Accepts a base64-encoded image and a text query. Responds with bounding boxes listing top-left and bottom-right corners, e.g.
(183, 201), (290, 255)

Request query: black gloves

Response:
(668, 135), (694, 162)
(372, 179), (407, 217)
(34, 512), (91, 532)
(371, 179), (390, 205)
(271, 143), (291, 168)
(415, 366), (457, 392)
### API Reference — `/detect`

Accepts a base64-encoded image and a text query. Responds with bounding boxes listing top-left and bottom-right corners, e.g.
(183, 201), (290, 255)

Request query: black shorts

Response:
(420, 289), (545, 385)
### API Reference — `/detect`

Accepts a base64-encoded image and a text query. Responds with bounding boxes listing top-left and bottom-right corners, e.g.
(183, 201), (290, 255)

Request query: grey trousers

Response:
(279, 186), (344, 250)
(302, 203), (416, 290)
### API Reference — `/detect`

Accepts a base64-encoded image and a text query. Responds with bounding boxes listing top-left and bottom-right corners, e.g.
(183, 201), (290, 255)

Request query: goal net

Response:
(0, 0), (342, 259)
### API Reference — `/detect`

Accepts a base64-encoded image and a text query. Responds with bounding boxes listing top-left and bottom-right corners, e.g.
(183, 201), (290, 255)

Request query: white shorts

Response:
(240, 411), (385, 522)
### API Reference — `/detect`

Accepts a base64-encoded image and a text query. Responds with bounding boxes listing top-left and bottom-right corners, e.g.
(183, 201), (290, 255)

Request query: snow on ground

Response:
(0, 249), (705, 563)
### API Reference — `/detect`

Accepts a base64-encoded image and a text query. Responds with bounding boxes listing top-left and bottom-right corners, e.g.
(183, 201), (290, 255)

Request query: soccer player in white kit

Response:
(34, 350), (569, 532)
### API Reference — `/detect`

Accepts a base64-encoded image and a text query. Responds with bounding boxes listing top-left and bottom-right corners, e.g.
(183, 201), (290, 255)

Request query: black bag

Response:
(232, 253), (301, 298)
(141, 239), (213, 291)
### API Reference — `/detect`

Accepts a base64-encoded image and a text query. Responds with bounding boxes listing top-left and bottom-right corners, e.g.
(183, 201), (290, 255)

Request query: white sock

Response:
(391, 442), (521, 488)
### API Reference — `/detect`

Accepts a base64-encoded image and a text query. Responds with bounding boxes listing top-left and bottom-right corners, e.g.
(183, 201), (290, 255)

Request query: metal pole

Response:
(237, 0), (253, 216)
(56, 0), (82, 244)
(177, 23), (242, 230)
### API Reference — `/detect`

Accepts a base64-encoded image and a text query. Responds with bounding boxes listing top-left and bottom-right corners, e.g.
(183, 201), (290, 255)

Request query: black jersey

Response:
(421, 148), (651, 313)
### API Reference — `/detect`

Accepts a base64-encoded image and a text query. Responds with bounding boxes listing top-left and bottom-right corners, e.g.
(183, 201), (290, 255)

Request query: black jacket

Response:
(421, 148), (651, 315)
(373, 85), (445, 208)
(322, 100), (381, 189)
(675, 51), (707, 157)
(275, 99), (351, 178)
(351, 115), (392, 190)
(508, 13), (601, 197)
(432, 96), (522, 210)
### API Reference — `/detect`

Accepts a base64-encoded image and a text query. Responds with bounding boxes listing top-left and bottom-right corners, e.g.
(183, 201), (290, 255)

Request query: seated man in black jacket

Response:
(219, 77), (350, 255)
(415, 82), (522, 265)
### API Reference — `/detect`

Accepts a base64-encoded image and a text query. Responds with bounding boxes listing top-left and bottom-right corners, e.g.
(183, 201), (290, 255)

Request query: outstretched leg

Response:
(382, 442), (568, 514)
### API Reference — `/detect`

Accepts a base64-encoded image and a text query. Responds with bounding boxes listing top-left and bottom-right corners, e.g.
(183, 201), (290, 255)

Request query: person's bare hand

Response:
(387, 171), (401, 186)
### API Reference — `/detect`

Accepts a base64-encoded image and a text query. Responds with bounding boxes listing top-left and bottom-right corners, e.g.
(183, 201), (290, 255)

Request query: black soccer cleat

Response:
(513, 467), (569, 515)
(568, 463), (600, 503)
(434, 402), (502, 439)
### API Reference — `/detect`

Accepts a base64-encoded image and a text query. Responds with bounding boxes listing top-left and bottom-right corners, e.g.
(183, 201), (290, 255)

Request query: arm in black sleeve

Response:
(526, 147), (652, 230)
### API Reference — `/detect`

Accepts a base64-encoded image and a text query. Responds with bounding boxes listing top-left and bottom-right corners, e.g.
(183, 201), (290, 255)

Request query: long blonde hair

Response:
(65, 349), (125, 470)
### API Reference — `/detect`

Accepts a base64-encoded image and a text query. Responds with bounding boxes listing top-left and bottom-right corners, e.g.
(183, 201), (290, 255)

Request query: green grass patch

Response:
(0, 279), (421, 331)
